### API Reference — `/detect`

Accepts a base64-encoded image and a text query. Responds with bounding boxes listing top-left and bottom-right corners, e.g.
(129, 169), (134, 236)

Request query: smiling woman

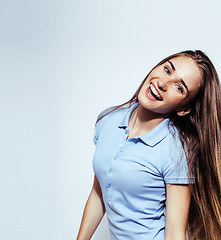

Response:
(138, 56), (202, 118)
(77, 50), (221, 240)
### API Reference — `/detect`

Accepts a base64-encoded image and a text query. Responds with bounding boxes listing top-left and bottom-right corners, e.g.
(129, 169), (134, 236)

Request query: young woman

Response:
(77, 50), (221, 240)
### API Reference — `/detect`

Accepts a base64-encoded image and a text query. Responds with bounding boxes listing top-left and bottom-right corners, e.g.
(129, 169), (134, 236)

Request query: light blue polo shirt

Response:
(92, 101), (189, 240)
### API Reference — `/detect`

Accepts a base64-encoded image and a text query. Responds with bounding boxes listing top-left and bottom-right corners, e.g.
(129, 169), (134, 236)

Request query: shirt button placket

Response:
(107, 138), (125, 202)
(107, 167), (112, 202)
(107, 181), (111, 202)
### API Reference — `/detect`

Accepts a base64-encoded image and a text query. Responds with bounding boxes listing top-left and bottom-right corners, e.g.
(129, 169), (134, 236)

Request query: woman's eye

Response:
(164, 66), (170, 75)
(176, 84), (183, 93)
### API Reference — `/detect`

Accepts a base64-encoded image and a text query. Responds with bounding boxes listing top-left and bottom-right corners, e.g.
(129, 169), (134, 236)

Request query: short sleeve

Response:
(92, 106), (116, 145)
(162, 135), (190, 184)
(163, 156), (189, 184)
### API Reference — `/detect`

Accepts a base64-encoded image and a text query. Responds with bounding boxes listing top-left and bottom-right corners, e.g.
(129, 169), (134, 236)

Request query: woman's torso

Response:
(93, 102), (189, 240)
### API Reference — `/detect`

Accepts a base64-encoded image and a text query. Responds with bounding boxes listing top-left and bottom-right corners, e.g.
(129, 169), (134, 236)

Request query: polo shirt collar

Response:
(140, 118), (170, 147)
(118, 101), (170, 147)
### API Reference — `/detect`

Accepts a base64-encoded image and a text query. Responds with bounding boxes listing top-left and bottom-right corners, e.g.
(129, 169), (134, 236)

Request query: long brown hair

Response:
(96, 50), (221, 239)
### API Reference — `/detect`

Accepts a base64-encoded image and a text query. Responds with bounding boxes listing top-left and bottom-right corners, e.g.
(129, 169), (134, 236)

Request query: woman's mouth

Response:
(146, 83), (162, 101)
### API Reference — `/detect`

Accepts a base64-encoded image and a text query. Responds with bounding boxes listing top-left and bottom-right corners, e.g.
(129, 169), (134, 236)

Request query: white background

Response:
(0, 1), (221, 240)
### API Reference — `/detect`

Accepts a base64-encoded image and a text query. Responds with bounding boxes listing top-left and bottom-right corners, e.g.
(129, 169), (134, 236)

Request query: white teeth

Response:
(150, 83), (161, 100)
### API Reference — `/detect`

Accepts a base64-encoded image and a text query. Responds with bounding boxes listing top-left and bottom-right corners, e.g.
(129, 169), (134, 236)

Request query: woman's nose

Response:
(157, 79), (169, 92)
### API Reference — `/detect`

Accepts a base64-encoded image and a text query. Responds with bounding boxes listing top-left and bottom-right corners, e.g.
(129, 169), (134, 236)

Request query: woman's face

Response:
(138, 56), (202, 116)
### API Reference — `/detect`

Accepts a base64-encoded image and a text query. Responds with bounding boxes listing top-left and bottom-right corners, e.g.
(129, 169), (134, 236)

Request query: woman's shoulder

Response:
(93, 104), (130, 145)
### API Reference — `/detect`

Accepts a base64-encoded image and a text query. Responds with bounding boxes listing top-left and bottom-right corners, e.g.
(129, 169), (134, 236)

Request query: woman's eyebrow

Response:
(180, 79), (189, 95)
(168, 60), (176, 71)
(168, 60), (190, 95)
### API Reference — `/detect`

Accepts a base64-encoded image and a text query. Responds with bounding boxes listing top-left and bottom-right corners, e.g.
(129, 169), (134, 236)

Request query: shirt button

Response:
(107, 183), (111, 188)
(108, 169), (112, 174)
(125, 129), (128, 134)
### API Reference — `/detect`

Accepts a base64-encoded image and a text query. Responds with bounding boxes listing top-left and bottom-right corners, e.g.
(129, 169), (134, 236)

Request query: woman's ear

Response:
(176, 108), (191, 117)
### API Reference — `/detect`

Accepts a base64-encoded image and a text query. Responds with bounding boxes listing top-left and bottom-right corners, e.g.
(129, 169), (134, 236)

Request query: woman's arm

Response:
(165, 184), (191, 240)
(77, 175), (105, 240)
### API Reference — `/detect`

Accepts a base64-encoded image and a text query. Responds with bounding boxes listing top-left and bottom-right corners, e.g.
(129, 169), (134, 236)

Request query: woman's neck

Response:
(129, 105), (167, 134)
